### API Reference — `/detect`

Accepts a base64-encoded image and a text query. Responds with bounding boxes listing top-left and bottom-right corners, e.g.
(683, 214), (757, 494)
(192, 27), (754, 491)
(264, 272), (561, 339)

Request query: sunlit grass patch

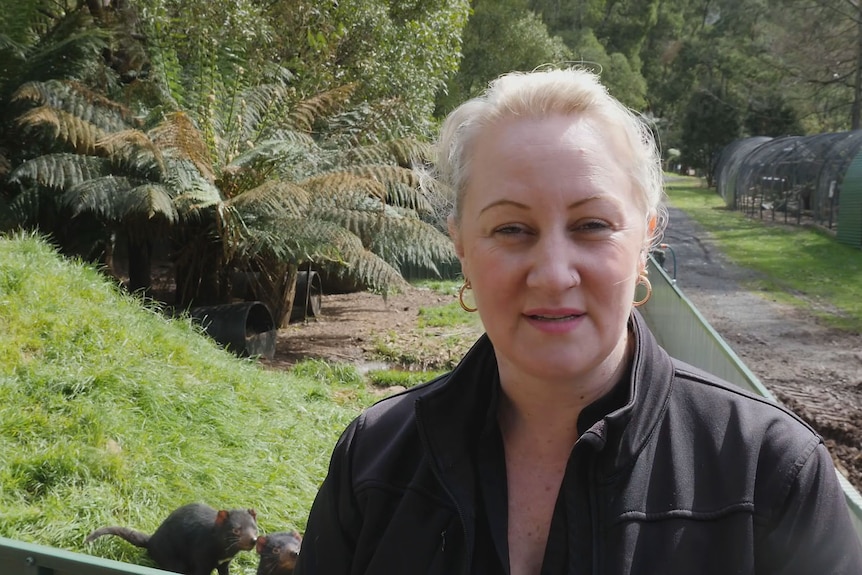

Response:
(664, 184), (862, 331)
(0, 233), (376, 573)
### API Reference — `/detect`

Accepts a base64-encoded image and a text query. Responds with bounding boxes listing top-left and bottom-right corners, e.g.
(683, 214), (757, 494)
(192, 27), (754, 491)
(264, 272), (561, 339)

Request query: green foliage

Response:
(438, 0), (573, 113)
(0, 233), (376, 571)
(417, 301), (473, 328)
(744, 95), (803, 137)
(665, 182), (862, 331)
(366, 368), (445, 389)
(566, 28), (647, 110)
(680, 89), (742, 176)
(414, 278), (462, 295)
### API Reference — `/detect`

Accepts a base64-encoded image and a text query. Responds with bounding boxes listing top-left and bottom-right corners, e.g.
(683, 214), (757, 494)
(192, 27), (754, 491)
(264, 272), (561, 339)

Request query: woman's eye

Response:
(494, 224), (526, 235)
(576, 219), (610, 231)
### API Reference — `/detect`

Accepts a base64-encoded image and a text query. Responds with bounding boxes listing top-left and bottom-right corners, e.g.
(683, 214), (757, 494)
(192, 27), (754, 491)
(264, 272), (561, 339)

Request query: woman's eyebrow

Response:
(478, 195), (616, 216)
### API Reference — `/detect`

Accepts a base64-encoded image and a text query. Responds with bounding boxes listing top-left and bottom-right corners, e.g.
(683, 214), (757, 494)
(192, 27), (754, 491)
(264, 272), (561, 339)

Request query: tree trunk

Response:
(254, 261), (298, 328)
(127, 236), (152, 294)
(277, 265), (299, 329)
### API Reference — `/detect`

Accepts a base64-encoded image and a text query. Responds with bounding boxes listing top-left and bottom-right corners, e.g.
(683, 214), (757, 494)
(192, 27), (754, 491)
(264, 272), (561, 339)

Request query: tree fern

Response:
(226, 179), (311, 218)
(228, 136), (319, 181)
(306, 193), (388, 243)
(12, 80), (137, 130)
(299, 172), (388, 200)
(343, 137), (433, 167)
(15, 106), (108, 155)
(97, 130), (165, 179)
(261, 216), (407, 293)
(384, 180), (434, 215)
(9, 153), (111, 191)
(63, 176), (178, 224)
(368, 215), (457, 275)
(289, 84), (357, 133)
(148, 111), (215, 183)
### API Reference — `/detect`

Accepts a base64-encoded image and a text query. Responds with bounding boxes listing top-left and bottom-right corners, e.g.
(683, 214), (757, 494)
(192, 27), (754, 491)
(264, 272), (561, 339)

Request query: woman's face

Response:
(450, 113), (650, 384)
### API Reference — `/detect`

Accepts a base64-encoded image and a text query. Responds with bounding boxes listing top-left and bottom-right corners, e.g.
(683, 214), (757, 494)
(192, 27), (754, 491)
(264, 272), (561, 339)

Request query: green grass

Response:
(366, 368), (446, 389)
(664, 179), (862, 331)
(412, 278), (462, 296)
(417, 300), (472, 328)
(0, 232), (378, 573)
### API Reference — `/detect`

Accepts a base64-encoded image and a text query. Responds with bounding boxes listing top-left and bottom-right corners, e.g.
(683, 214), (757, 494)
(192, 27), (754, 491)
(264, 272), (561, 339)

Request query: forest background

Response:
(1, 0), (860, 318)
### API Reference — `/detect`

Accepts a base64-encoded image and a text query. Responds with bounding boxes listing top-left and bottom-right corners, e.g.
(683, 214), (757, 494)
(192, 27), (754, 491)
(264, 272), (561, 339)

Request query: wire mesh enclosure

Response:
(713, 131), (862, 234)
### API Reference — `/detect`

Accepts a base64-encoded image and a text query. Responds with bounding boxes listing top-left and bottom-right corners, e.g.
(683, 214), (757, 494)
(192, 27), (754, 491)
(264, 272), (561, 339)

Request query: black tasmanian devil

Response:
(255, 530), (302, 575)
(85, 502), (259, 575)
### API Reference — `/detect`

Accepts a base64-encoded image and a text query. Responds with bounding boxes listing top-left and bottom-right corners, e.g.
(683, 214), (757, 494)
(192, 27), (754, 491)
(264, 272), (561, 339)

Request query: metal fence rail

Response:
(642, 259), (862, 545)
(0, 536), (170, 575)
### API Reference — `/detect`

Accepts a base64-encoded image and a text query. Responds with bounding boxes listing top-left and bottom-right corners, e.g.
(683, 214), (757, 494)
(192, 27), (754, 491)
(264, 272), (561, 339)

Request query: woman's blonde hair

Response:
(435, 67), (666, 244)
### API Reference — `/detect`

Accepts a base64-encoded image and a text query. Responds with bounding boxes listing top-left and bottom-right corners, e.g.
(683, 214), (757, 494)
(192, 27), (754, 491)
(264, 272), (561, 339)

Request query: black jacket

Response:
(296, 311), (862, 574)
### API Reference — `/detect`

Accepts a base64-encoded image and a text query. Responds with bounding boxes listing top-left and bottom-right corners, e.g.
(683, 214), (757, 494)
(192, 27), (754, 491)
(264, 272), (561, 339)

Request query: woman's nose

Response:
(525, 234), (579, 290)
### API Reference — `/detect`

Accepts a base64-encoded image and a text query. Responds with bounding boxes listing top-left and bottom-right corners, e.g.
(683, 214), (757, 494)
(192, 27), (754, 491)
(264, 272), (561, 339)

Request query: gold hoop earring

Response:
(458, 279), (477, 312)
(633, 273), (652, 307)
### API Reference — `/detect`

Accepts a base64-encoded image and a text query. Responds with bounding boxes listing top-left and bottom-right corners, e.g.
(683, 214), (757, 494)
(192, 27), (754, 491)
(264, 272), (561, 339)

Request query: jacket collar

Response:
(414, 309), (676, 476)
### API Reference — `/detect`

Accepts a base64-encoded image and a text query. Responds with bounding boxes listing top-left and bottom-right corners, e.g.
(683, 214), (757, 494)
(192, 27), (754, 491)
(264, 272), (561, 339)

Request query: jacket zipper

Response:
(415, 404), (472, 575)
(588, 454), (600, 575)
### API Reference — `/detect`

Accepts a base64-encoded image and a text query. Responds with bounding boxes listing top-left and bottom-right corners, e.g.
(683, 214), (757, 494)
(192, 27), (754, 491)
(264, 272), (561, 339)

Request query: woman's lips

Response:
(523, 309), (585, 333)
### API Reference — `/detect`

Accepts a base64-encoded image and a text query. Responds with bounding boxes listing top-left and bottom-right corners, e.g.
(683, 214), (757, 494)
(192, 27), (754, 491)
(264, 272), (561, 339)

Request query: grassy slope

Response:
(664, 178), (862, 332)
(0, 233), (377, 573)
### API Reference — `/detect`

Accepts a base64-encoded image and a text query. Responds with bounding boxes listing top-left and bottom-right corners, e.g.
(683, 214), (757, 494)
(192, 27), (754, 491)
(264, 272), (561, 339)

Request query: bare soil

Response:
(260, 206), (862, 494)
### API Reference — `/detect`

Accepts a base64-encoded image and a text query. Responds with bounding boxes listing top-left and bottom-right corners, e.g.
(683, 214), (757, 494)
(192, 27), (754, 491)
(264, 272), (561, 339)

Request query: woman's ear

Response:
(448, 214), (465, 260)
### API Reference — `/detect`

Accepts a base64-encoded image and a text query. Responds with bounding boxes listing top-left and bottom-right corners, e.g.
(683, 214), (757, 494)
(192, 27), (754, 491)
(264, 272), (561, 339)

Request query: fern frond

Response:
(289, 84), (357, 132)
(97, 129), (165, 177)
(16, 106), (107, 154)
(22, 24), (111, 83)
(12, 80), (135, 131)
(235, 81), (294, 139)
(307, 193), (387, 241)
(369, 216), (457, 275)
(0, 36), (27, 61)
(227, 136), (319, 180)
(149, 111), (215, 183)
(64, 176), (178, 223)
(250, 215), (407, 292)
(7, 186), (54, 225)
(9, 153), (111, 190)
(299, 172), (387, 199)
(384, 181), (434, 215)
(226, 179), (311, 217)
(342, 164), (420, 188)
(167, 159), (224, 215)
(343, 137), (434, 168)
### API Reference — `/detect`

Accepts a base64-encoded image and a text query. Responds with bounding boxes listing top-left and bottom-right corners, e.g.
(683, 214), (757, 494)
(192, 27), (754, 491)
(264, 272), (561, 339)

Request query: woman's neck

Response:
(495, 329), (634, 442)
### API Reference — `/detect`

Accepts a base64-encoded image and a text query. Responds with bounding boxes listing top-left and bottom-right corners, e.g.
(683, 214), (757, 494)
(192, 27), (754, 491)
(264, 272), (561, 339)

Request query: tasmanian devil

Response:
(255, 530), (302, 575)
(85, 502), (259, 575)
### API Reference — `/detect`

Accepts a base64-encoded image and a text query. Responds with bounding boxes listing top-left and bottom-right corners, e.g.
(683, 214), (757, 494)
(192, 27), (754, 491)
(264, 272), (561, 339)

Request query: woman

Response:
(295, 68), (862, 574)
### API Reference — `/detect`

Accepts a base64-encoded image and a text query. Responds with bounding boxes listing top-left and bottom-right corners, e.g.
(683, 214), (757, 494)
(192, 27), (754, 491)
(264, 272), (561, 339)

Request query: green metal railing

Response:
(642, 259), (862, 545)
(0, 536), (169, 575)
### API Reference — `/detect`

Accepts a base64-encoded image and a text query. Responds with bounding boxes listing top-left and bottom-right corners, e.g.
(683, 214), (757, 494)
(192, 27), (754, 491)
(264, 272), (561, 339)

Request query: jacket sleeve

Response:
(758, 441), (862, 574)
(295, 417), (363, 575)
